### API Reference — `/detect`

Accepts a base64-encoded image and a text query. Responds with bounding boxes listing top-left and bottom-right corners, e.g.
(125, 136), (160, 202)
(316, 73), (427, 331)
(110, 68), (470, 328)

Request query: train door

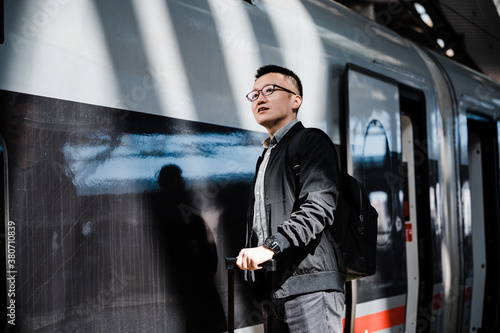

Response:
(401, 114), (419, 333)
(400, 88), (441, 333)
(344, 65), (407, 332)
(466, 113), (500, 332)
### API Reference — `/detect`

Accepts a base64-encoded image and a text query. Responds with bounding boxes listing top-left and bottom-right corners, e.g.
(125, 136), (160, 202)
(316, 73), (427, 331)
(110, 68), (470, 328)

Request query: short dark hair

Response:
(255, 65), (303, 98)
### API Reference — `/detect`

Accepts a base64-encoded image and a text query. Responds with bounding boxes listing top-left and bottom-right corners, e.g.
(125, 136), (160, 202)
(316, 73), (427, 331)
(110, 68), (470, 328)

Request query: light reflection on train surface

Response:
(0, 101), (265, 332)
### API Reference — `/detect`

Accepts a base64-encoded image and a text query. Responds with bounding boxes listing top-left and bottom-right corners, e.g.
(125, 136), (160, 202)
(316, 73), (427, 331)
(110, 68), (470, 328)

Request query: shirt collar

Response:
(262, 119), (299, 148)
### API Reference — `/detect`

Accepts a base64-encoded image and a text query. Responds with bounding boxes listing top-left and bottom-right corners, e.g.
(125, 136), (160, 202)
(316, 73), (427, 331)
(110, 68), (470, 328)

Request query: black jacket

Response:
(247, 121), (345, 300)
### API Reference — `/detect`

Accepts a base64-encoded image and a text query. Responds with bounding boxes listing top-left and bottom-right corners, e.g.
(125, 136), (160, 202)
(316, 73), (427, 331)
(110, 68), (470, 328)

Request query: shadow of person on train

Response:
(152, 164), (227, 333)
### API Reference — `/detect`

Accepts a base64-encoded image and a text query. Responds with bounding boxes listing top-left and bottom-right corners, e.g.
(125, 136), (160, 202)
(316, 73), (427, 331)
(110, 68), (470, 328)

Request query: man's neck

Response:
(266, 117), (297, 138)
(265, 119), (299, 146)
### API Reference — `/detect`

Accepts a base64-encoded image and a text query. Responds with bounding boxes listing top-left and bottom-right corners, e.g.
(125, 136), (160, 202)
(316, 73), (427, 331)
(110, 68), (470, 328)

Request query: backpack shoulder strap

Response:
(286, 127), (311, 177)
(287, 127), (337, 176)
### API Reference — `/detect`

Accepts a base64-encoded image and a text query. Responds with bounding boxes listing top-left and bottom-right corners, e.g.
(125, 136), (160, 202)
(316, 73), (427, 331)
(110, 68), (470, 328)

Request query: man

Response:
(237, 65), (345, 332)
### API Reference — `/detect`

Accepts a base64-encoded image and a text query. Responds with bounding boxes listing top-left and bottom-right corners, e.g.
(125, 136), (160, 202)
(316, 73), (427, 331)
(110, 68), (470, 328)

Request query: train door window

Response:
(466, 114), (500, 332)
(345, 65), (406, 332)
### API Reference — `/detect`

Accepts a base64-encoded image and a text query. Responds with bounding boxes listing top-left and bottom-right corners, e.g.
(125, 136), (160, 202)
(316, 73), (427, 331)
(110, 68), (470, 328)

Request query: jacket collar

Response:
(262, 119), (301, 148)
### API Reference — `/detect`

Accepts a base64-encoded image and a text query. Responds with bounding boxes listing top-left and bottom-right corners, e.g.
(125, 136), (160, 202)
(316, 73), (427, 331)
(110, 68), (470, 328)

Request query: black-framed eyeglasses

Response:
(246, 84), (297, 102)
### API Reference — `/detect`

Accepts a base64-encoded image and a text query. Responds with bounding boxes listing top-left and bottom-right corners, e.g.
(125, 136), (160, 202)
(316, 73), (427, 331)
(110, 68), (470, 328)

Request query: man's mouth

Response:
(257, 107), (269, 113)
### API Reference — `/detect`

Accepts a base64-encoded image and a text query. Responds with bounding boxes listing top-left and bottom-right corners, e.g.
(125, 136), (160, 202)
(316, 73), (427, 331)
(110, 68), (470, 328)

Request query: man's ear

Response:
(293, 95), (302, 111)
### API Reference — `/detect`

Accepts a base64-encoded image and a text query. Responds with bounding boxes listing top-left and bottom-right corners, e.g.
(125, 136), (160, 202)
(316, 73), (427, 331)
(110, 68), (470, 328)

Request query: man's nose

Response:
(256, 91), (268, 103)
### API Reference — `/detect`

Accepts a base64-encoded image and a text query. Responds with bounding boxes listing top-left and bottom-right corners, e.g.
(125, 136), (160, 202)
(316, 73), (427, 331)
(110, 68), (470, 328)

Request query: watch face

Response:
(265, 237), (274, 246)
(265, 236), (279, 253)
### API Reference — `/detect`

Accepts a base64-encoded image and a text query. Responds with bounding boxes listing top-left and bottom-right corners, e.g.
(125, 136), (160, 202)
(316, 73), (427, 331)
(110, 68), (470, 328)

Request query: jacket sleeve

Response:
(275, 130), (341, 250)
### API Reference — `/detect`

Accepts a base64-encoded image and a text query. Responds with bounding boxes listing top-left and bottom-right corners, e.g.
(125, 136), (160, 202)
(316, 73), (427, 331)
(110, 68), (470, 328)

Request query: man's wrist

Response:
(263, 235), (281, 254)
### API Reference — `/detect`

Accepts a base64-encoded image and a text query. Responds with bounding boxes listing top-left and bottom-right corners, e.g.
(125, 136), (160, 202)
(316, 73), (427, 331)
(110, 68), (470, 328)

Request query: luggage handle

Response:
(225, 257), (277, 271)
(225, 257), (276, 333)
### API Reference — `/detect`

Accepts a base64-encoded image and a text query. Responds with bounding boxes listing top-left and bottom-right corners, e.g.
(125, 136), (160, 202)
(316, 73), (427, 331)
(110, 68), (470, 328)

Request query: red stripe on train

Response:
(343, 305), (406, 332)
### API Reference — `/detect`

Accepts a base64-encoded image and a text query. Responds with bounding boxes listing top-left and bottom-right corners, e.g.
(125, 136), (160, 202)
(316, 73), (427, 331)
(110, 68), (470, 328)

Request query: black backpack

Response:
(287, 128), (378, 281)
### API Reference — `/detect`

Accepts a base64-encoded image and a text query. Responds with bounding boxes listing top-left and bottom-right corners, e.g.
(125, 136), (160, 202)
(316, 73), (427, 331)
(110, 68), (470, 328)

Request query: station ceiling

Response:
(337, 0), (500, 82)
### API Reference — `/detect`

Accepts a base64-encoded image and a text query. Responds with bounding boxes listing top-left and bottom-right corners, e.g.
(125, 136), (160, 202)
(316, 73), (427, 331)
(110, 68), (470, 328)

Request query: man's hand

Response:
(236, 246), (274, 270)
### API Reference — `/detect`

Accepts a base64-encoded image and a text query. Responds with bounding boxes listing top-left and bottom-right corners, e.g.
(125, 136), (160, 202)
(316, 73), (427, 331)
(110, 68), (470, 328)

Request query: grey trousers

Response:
(262, 290), (345, 333)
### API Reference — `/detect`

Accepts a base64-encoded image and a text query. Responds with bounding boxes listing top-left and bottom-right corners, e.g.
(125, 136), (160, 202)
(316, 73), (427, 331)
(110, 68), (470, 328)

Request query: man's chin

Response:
(254, 114), (271, 126)
(256, 118), (273, 130)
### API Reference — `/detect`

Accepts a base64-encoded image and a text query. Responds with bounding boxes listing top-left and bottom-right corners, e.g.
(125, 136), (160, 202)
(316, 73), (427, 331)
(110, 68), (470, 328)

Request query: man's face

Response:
(250, 73), (301, 135)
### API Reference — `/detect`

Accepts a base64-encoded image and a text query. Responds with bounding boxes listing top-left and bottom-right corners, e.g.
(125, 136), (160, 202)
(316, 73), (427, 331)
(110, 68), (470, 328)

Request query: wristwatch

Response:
(263, 235), (281, 254)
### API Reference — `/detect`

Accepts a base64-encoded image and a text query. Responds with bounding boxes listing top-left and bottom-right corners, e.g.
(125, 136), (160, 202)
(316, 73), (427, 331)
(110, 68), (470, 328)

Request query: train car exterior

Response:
(0, 0), (499, 332)
(430, 54), (500, 333)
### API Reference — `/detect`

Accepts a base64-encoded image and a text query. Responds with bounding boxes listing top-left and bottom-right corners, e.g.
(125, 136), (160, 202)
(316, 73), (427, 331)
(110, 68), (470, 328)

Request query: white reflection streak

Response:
(131, 0), (196, 120)
(264, 0), (327, 127)
(495, 0), (500, 18)
(206, 0), (260, 127)
(63, 133), (262, 195)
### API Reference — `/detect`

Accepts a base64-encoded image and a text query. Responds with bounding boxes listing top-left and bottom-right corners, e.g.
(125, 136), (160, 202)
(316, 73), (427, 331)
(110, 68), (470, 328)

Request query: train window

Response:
(345, 65), (407, 322)
(370, 191), (389, 245)
(362, 120), (391, 246)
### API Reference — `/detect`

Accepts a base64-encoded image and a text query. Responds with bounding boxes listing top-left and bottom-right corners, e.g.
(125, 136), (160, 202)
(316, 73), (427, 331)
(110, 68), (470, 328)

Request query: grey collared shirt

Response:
(253, 119), (299, 246)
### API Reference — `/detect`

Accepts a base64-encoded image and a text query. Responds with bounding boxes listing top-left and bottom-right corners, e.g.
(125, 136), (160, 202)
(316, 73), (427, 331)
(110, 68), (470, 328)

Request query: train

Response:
(1, 0), (499, 332)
